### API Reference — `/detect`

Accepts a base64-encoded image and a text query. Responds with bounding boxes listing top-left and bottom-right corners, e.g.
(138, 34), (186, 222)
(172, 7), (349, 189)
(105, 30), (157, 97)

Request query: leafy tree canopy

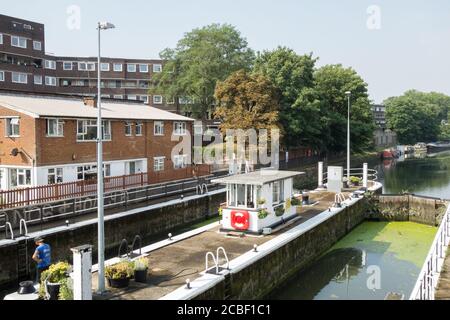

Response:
(150, 23), (255, 119)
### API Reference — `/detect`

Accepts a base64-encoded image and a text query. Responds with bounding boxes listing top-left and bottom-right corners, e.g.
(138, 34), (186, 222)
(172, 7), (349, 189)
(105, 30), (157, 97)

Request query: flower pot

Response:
(107, 277), (130, 289)
(46, 282), (61, 300)
(134, 269), (148, 283)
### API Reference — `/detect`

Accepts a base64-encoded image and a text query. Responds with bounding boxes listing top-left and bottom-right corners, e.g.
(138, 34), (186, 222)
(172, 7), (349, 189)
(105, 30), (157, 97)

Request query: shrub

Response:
(258, 209), (269, 219)
(291, 197), (301, 206)
(105, 261), (134, 280)
(39, 261), (71, 298)
(349, 176), (361, 185)
(275, 206), (285, 217)
(134, 258), (149, 271)
(58, 278), (73, 300)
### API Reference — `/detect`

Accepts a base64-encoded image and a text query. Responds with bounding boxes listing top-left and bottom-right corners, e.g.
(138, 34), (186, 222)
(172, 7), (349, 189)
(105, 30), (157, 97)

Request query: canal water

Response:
(270, 151), (450, 300)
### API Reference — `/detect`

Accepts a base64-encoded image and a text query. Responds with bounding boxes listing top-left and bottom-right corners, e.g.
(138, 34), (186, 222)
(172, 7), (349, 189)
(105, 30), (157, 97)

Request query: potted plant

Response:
(105, 260), (134, 289)
(257, 198), (266, 209)
(39, 261), (71, 300)
(349, 176), (361, 187)
(275, 205), (285, 217)
(133, 257), (149, 283)
(291, 197), (301, 206)
(258, 209), (269, 219)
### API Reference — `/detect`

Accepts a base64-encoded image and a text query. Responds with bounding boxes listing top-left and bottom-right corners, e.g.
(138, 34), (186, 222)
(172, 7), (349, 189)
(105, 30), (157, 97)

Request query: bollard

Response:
(363, 163), (368, 189)
(71, 245), (93, 300)
(318, 162), (324, 188)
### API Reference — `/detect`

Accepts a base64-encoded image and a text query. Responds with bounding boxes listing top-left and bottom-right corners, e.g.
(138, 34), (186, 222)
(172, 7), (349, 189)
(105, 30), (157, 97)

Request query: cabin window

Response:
(272, 181), (284, 205)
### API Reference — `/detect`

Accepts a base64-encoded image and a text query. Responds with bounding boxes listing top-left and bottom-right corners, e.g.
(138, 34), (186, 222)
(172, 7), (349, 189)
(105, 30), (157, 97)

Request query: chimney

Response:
(83, 96), (98, 108)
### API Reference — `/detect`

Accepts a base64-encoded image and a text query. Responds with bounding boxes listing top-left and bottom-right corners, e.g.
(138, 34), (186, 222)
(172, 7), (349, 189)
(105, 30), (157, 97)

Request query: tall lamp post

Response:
(96, 21), (115, 294)
(345, 91), (351, 187)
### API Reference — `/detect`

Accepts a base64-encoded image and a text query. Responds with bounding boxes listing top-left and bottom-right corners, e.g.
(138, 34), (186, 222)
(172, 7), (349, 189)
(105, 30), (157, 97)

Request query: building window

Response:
(125, 121), (132, 136)
(78, 62), (95, 71)
(100, 63), (110, 71)
(127, 161), (137, 175)
(166, 97), (175, 105)
(12, 72), (27, 84)
(6, 118), (20, 137)
(173, 155), (188, 169)
(272, 181), (284, 205)
(136, 122), (143, 136)
(101, 94), (110, 99)
(140, 96), (149, 104)
(154, 121), (164, 135)
(0, 34), (3, 45)
(174, 122), (187, 135)
(44, 60), (56, 70)
(11, 36), (27, 48)
(45, 76), (57, 86)
(113, 63), (123, 72)
(139, 64), (148, 73)
(77, 120), (111, 141)
(127, 64), (136, 72)
(127, 95), (137, 101)
(153, 95), (163, 105)
(23, 24), (32, 30)
(153, 157), (165, 172)
(77, 165), (97, 181)
(153, 64), (162, 73)
(0, 71), (4, 82)
(46, 119), (64, 137)
(63, 61), (73, 70)
(34, 75), (42, 85)
(33, 41), (42, 51)
(47, 168), (63, 184)
(113, 95), (123, 99)
(10, 168), (31, 187)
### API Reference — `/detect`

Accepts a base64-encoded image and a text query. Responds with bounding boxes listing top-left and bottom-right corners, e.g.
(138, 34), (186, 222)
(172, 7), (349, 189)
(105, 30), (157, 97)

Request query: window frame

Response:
(6, 118), (20, 137)
(78, 62), (96, 71)
(173, 122), (187, 136)
(46, 118), (64, 137)
(10, 168), (31, 187)
(11, 72), (27, 84)
(0, 34), (3, 45)
(44, 60), (56, 70)
(34, 75), (42, 85)
(173, 154), (188, 169)
(47, 168), (63, 185)
(153, 95), (163, 105)
(45, 76), (57, 86)
(127, 64), (137, 72)
(100, 62), (110, 72)
(139, 64), (148, 73)
(124, 121), (133, 136)
(154, 121), (164, 136)
(33, 40), (42, 51)
(63, 61), (73, 70)
(135, 121), (143, 136)
(153, 64), (162, 73)
(153, 157), (165, 172)
(11, 36), (27, 48)
(0, 71), (4, 82)
(113, 63), (123, 72)
(76, 119), (111, 142)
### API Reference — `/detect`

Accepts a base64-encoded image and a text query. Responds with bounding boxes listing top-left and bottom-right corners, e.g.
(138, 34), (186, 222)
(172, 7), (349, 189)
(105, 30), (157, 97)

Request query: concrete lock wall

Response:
(369, 194), (448, 226)
(194, 198), (368, 300)
(0, 191), (225, 291)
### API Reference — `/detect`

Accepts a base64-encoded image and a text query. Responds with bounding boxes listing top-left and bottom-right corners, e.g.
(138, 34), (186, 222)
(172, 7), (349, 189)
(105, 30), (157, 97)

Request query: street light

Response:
(345, 91), (351, 187)
(96, 21), (115, 294)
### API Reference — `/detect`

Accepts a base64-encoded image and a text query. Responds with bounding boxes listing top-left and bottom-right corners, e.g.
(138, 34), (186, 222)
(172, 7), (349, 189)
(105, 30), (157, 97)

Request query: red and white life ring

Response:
(231, 210), (250, 231)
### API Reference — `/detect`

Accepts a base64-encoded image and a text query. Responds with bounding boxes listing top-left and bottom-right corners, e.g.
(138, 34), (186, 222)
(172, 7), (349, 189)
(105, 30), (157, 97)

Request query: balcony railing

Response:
(0, 165), (211, 209)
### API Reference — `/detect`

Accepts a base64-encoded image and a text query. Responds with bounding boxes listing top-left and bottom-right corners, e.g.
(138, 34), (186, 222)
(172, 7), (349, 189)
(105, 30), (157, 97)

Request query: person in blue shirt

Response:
(32, 237), (51, 283)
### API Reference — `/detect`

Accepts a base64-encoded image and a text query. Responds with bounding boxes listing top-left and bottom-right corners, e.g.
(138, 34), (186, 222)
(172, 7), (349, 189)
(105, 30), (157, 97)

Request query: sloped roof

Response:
(212, 170), (304, 186)
(0, 93), (194, 121)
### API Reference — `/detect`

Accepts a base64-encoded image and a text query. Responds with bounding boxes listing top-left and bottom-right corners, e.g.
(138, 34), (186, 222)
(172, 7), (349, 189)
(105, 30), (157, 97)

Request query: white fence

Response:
(409, 205), (450, 300)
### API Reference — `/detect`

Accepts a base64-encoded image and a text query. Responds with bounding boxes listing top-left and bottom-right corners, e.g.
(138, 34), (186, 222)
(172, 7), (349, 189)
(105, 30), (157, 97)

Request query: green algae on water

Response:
(330, 221), (437, 268)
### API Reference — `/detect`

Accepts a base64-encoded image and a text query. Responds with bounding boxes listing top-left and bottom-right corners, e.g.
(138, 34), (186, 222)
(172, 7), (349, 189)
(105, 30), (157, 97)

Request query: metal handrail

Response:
(5, 222), (14, 240)
(19, 219), (28, 236)
(216, 247), (230, 271)
(323, 168), (378, 182)
(409, 204), (450, 300)
(130, 235), (142, 256)
(117, 239), (129, 258)
(205, 251), (218, 274)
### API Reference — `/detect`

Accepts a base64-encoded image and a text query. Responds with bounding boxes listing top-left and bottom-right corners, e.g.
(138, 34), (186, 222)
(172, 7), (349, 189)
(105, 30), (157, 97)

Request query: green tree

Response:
(253, 47), (320, 148)
(214, 70), (280, 132)
(312, 64), (374, 153)
(384, 90), (450, 144)
(150, 24), (255, 119)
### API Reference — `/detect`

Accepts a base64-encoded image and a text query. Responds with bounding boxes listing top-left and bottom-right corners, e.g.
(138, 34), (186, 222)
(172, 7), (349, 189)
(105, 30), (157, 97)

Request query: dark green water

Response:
(270, 151), (450, 300)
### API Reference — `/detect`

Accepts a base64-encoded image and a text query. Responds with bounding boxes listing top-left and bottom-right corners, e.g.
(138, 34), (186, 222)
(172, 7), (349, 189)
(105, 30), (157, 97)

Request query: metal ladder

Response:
(223, 273), (232, 300)
(17, 220), (30, 282)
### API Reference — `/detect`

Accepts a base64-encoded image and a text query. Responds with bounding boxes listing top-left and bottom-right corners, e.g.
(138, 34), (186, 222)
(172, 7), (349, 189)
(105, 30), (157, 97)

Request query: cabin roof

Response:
(211, 170), (304, 186)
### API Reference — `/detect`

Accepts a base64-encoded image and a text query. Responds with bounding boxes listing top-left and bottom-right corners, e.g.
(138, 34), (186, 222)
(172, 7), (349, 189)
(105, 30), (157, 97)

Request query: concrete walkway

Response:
(435, 248), (450, 300)
(92, 191), (343, 300)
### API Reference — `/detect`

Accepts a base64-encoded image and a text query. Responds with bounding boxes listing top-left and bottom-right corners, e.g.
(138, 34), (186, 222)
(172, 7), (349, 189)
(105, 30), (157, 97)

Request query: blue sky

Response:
(2, 0), (450, 103)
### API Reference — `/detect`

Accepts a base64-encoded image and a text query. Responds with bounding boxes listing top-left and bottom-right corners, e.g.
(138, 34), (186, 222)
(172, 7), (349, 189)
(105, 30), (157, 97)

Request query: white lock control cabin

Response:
(212, 170), (304, 234)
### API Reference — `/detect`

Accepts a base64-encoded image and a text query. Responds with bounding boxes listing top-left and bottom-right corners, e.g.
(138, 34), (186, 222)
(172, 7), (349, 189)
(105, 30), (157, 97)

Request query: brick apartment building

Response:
(371, 104), (397, 147)
(0, 14), (179, 113)
(0, 92), (197, 190)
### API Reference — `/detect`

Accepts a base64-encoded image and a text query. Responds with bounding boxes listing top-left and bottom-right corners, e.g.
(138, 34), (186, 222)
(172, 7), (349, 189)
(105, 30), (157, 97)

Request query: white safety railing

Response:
(409, 205), (450, 300)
